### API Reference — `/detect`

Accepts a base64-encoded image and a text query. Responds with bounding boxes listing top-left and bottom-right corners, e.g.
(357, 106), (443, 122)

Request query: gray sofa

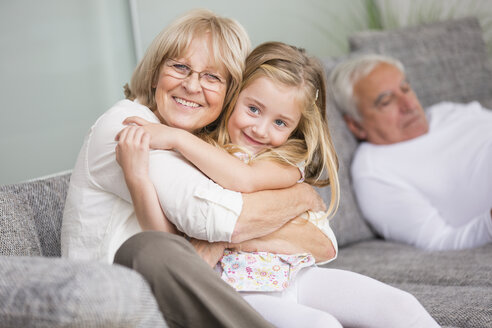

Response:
(320, 17), (492, 328)
(0, 17), (490, 328)
(0, 174), (167, 327)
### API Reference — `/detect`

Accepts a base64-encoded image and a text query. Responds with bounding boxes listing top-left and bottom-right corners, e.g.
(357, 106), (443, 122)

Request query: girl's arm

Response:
(115, 125), (178, 233)
(122, 116), (301, 193)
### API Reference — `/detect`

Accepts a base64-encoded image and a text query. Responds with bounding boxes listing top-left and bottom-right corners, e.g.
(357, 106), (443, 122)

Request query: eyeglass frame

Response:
(163, 59), (227, 92)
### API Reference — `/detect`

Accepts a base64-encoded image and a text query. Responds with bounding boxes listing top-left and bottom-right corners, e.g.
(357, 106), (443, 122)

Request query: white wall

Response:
(0, 0), (369, 184)
(133, 0), (370, 59)
(0, 0), (135, 184)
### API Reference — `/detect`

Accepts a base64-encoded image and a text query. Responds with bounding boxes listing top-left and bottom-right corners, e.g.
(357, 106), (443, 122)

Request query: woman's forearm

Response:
(231, 183), (326, 243)
(229, 217), (336, 263)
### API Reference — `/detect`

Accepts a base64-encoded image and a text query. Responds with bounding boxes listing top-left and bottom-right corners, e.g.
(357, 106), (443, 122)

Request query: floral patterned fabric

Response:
(218, 211), (337, 292)
(220, 250), (315, 292)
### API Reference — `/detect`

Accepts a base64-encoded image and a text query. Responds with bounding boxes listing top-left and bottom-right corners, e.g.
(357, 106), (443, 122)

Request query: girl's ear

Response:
(343, 115), (368, 140)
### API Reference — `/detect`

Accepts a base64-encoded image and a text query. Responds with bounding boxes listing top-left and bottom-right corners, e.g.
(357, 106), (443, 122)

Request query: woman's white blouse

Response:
(61, 99), (243, 263)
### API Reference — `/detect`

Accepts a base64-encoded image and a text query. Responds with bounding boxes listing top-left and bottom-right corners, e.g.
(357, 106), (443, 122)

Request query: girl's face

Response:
(227, 76), (302, 154)
(153, 34), (228, 133)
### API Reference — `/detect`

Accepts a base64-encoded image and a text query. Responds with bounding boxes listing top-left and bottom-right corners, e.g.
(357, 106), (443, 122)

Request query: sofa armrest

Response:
(0, 256), (166, 328)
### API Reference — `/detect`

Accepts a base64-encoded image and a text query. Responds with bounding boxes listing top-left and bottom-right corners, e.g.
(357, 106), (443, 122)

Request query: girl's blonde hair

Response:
(124, 9), (251, 132)
(206, 42), (340, 218)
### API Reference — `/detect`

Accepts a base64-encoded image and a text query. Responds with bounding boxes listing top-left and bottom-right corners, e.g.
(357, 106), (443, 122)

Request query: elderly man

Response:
(330, 54), (492, 251)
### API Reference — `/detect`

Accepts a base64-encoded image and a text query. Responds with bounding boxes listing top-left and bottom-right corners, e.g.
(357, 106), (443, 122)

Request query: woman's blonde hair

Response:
(124, 9), (251, 132)
(206, 42), (340, 218)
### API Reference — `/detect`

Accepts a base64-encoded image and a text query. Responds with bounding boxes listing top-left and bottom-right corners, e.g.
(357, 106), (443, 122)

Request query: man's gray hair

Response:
(329, 54), (405, 121)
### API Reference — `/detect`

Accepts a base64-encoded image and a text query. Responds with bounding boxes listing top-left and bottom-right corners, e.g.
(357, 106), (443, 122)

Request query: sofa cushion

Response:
(394, 283), (492, 328)
(317, 56), (376, 247)
(325, 240), (492, 287)
(349, 17), (492, 109)
(0, 173), (71, 256)
(0, 192), (41, 256)
(480, 97), (492, 110)
(0, 256), (166, 327)
(324, 241), (492, 327)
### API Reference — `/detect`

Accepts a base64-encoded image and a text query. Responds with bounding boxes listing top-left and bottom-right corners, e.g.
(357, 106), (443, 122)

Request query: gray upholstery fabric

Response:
(324, 241), (492, 328)
(481, 97), (492, 110)
(325, 240), (492, 287)
(0, 192), (41, 256)
(0, 173), (70, 256)
(0, 256), (166, 328)
(0, 172), (167, 327)
(396, 284), (492, 328)
(349, 17), (492, 109)
(316, 56), (376, 247)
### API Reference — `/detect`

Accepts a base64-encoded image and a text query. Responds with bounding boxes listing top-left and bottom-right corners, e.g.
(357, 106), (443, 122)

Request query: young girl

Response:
(118, 42), (439, 328)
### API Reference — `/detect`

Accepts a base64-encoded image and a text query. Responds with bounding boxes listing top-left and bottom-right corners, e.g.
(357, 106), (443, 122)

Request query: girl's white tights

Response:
(243, 268), (440, 328)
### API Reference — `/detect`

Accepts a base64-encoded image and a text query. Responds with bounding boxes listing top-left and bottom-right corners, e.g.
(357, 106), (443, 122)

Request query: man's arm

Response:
(355, 176), (492, 250)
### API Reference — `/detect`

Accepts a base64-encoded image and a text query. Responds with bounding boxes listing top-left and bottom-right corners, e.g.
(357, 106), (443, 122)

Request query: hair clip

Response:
(315, 89), (319, 101)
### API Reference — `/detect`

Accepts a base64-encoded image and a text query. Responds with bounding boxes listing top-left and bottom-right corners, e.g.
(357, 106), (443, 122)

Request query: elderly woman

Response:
(61, 9), (329, 328)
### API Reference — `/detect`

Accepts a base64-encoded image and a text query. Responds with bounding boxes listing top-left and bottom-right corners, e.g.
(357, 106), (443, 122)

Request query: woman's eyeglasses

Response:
(164, 59), (226, 92)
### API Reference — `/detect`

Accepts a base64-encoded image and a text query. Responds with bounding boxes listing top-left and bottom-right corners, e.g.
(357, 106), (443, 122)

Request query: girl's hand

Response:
(115, 125), (150, 184)
(122, 116), (181, 150)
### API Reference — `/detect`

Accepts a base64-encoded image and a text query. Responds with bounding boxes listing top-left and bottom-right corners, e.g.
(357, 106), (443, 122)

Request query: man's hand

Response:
(190, 239), (227, 267)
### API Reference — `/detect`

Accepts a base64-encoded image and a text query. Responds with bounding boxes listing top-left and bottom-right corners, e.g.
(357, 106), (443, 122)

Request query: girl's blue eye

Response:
(275, 119), (286, 127)
(249, 106), (259, 114)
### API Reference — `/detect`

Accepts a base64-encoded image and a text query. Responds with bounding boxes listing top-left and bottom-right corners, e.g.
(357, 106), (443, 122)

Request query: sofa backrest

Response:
(318, 17), (492, 247)
(0, 173), (70, 257)
(349, 17), (492, 109)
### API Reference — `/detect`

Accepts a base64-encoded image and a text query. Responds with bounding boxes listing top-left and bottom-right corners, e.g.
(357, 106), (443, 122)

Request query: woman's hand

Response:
(115, 125), (150, 184)
(229, 217), (336, 263)
(189, 238), (226, 267)
(122, 116), (181, 150)
(294, 183), (327, 213)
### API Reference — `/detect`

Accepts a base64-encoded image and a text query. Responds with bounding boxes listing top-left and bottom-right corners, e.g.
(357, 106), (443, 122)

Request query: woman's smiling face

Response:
(153, 34), (228, 132)
(227, 76), (302, 154)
